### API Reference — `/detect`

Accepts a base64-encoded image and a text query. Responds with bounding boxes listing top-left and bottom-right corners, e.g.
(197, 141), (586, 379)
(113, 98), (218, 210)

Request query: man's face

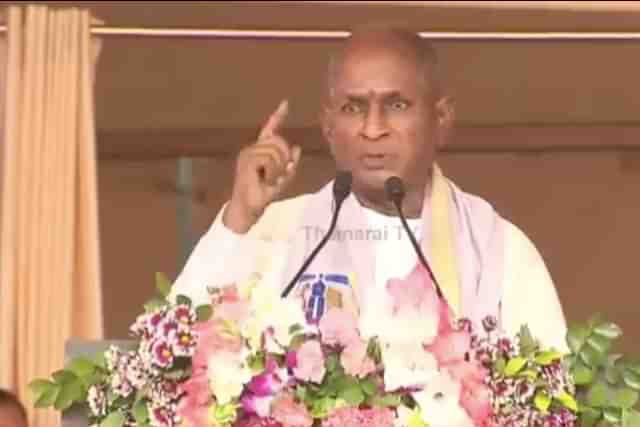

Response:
(323, 47), (441, 197)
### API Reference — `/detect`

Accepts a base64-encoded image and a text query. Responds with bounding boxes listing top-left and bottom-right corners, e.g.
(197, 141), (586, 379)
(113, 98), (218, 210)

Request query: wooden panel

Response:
(98, 125), (640, 160)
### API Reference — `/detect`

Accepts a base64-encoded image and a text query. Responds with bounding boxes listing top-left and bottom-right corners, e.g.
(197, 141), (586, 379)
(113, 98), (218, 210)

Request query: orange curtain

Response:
(0, 5), (103, 427)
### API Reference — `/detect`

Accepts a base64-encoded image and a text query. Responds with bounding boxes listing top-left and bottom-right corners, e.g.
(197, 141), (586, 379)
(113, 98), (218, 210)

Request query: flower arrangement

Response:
(31, 267), (640, 427)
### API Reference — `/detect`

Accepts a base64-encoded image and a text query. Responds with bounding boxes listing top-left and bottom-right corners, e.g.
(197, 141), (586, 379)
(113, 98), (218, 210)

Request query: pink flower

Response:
(248, 358), (288, 396)
(460, 380), (492, 424)
(341, 339), (376, 379)
(286, 350), (298, 370)
(173, 305), (195, 325)
(177, 373), (211, 427)
(241, 393), (275, 418)
(293, 340), (326, 384)
(322, 407), (394, 427)
(447, 360), (487, 388)
(163, 320), (179, 339)
(191, 319), (242, 370)
(216, 299), (250, 326)
(319, 308), (359, 348)
(172, 325), (198, 357)
(271, 393), (313, 427)
(426, 329), (472, 366)
(152, 340), (174, 368)
(235, 416), (283, 427)
(386, 263), (439, 315)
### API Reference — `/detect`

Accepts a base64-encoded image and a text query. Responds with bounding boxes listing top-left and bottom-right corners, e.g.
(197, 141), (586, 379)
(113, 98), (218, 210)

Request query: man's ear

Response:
(434, 95), (455, 150)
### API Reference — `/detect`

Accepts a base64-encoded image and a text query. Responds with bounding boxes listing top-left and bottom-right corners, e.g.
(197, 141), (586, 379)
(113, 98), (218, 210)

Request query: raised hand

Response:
(222, 100), (302, 233)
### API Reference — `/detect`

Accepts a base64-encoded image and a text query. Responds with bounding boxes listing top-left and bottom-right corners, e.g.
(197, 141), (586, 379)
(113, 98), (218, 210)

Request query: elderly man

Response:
(171, 27), (567, 350)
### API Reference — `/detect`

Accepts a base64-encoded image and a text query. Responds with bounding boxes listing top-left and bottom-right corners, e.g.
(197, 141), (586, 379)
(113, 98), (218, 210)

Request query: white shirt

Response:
(172, 196), (568, 352)
(362, 207), (422, 292)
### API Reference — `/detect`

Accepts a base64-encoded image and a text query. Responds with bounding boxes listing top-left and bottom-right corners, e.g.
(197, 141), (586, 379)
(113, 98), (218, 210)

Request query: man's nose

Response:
(360, 108), (390, 140)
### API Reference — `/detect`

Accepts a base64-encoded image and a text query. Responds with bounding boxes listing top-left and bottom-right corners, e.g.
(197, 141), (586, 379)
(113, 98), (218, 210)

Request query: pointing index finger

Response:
(258, 99), (289, 140)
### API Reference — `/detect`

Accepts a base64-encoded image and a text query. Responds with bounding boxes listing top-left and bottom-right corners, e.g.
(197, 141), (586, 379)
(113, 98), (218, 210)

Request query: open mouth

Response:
(360, 153), (389, 170)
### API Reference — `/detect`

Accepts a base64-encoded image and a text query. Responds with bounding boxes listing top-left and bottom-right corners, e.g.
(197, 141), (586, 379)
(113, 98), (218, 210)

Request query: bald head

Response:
(325, 27), (443, 104)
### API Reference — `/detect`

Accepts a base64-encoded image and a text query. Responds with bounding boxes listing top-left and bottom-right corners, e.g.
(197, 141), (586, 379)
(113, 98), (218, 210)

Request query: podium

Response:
(62, 339), (136, 427)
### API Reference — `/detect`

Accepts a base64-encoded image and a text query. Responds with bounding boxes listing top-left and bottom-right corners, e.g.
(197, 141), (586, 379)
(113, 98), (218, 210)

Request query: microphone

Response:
(384, 176), (444, 300)
(281, 171), (353, 298)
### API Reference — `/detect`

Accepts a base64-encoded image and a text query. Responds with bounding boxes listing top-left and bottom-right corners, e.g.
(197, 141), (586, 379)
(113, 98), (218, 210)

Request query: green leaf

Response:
(505, 357), (528, 376)
(67, 357), (96, 378)
(572, 361), (595, 385)
(133, 399), (149, 425)
(588, 313), (606, 330)
(567, 325), (590, 353)
(195, 305), (213, 322)
(101, 411), (126, 427)
(580, 345), (606, 368)
(535, 350), (564, 366)
(310, 397), (335, 419)
(606, 363), (623, 385)
(518, 325), (538, 356)
(93, 352), (107, 369)
(361, 378), (377, 396)
(405, 408), (428, 427)
(518, 369), (539, 381)
(326, 354), (339, 373)
(248, 352), (266, 373)
(587, 335), (612, 354)
(534, 391), (552, 413)
(54, 378), (83, 411)
(340, 384), (365, 406)
(628, 362), (640, 376)
(624, 369), (640, 391)
(587, 381), (609, 408)
(623, 409), (640, 427)
(366, 338), (382, 364)
(494, 358), (506, 375)
(52, 370), (78, 385)
(289, 324), (304, 336)
(295, 386), (308, 403)
(579, 407), (602, 427)
(176, 295), (192, 308)
(564, 355), (577, 369)
(594, 322), (623, 340)
(604, 407), (623, 425)
(556, 392), (578, 412)
(144, 296), (166, 313)
(29, 379), (54, 403)
(370, 393), (402, 407)
(613, 388), (639, 409)
(155, 272), (172, 298)
(34, 382), (60, 408)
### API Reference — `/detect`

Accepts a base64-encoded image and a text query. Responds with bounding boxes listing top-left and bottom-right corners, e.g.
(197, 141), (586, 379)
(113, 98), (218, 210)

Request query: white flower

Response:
(242, 282), (306, 353)
(207, 350), (253, 405)
(359, 288), (438, 347)
(413, 371), (474, 427)
(382, 342), (438, 392)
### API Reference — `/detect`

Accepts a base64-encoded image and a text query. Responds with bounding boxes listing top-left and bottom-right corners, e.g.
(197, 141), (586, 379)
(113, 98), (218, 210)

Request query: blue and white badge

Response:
(298, 273), (351, 324)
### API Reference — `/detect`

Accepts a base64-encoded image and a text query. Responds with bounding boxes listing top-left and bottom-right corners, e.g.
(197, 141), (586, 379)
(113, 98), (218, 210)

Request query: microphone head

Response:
(333, 171), (353, 203)
(384, 176), (405, 204)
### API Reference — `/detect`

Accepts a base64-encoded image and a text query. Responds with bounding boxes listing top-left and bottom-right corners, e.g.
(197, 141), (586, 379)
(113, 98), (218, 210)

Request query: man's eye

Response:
(389, 100), (409, 111)
(341, 103), (362, 114)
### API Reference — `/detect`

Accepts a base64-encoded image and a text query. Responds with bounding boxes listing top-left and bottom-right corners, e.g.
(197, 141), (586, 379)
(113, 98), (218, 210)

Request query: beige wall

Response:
(99, 142), (640, 353)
